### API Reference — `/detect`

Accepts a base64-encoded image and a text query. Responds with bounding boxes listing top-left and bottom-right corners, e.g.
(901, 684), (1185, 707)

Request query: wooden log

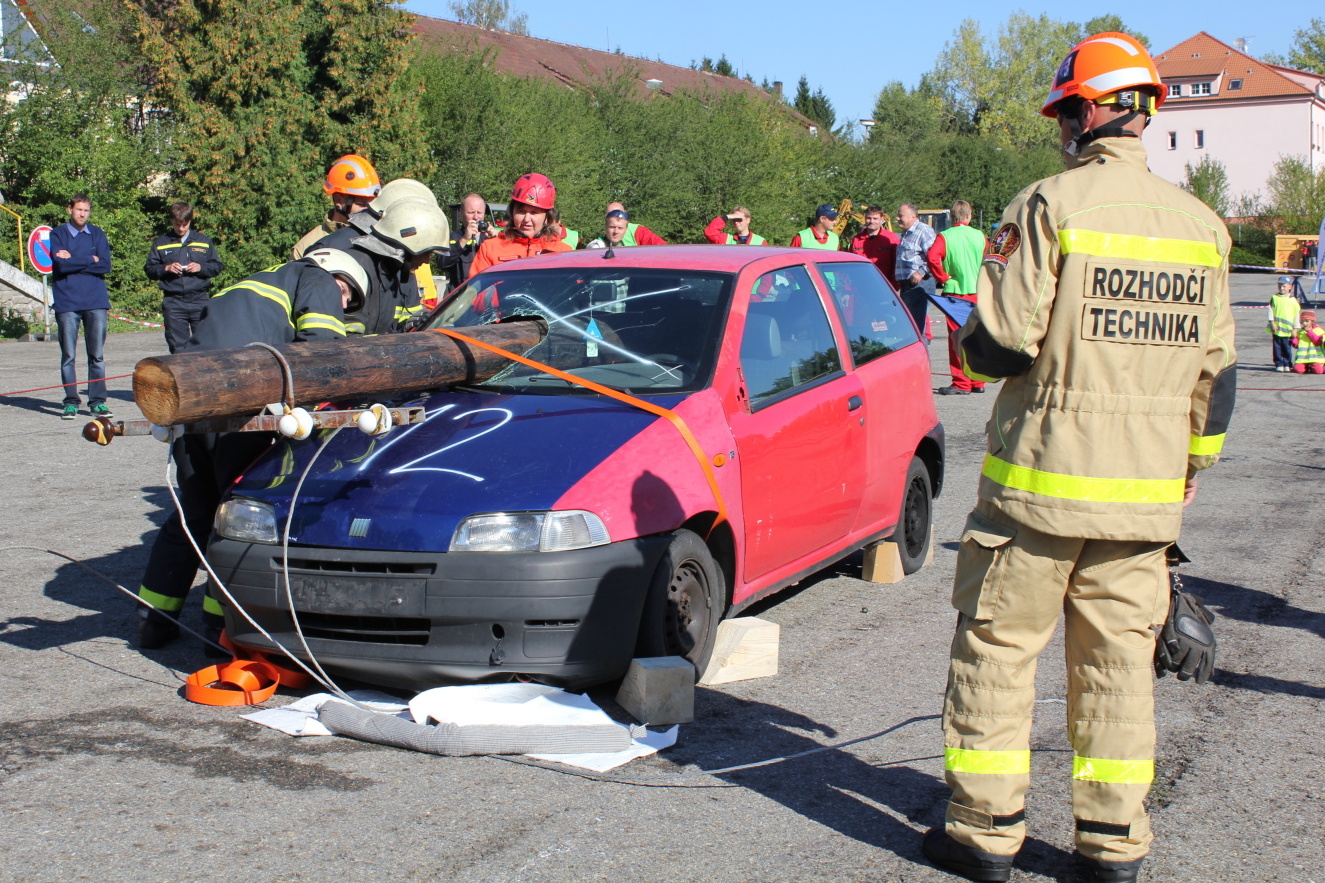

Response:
(861, 526), (935, 584)
(615, 656), (694, 726)
(699, 617), (779, 685)
(133, 319), (547, 426)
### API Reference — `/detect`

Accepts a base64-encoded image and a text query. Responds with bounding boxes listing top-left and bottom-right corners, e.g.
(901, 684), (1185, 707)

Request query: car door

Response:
(813, 260), (929, 533)
(728, 263), (866, 584)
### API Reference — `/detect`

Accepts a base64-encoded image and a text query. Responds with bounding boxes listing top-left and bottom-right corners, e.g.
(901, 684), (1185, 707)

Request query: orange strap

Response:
(432, 326), (728, 531)
(184, 659), (280, 706)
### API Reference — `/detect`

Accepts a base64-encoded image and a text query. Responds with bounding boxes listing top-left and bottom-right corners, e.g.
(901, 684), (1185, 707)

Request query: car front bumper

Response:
(208, 534), (672, 691)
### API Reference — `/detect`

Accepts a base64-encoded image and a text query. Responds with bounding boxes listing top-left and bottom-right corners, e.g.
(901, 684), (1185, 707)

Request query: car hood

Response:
(230, 390), (682, 553)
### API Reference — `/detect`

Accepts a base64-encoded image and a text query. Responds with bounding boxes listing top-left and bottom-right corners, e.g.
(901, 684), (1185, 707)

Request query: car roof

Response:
(492, 244), (873, 274)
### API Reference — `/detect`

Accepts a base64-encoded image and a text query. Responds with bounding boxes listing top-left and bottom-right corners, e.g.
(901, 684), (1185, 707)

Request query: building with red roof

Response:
(1143, 32), (1325, 204)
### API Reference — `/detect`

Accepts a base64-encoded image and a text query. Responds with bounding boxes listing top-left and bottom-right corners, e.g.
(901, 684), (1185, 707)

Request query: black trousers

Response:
(138, 432), (273, 626)
(162, 294), (208, 354)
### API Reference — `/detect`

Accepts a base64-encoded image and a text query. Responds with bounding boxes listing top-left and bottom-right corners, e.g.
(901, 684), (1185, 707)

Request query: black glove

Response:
(1155, 571), (1217, 684)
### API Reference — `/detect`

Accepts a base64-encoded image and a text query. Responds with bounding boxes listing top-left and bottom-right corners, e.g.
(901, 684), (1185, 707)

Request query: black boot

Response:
(922, 828), (1015, 882)
(1075, 853), (1145, 882)
(202, 624), (230, 660)
(138, 608), (180, 650)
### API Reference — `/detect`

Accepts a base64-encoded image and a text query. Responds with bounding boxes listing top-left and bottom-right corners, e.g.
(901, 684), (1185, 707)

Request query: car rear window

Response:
(816, 261), (921, 367)
(428, 266), (735, 395)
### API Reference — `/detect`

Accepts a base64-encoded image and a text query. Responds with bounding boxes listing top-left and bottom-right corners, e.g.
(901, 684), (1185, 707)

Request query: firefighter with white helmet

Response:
(291, 153), (382, 259)
(921, 32), (1236, 883)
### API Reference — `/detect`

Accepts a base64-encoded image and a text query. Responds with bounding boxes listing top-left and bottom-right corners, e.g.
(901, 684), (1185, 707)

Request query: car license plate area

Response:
(289, 575), (424, 617)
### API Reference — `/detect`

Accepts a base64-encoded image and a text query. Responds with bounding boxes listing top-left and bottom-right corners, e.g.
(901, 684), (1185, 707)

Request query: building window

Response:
(1195, 130), (1205, 148)
(1168, 83), (1182, 97)
(1229, 78), (1243, 90)
(1191, 82), (1211, 95)
(1167, 131), (1177, 150)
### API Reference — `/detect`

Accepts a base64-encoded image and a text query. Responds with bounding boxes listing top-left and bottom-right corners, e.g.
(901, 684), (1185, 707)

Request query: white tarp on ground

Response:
(242, 683), (677, 772)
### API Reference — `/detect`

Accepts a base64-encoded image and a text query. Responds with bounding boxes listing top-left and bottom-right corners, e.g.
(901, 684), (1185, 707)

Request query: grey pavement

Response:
(0, 273), (1321, 882)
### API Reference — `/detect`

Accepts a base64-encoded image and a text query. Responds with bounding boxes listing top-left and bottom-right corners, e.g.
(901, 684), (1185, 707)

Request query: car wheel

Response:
(897, 455), (933, 575)
(636, 529), (725, 678)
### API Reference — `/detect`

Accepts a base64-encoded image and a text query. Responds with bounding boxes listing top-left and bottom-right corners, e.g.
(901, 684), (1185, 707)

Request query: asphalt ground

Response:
(1, 273), (1321, 882)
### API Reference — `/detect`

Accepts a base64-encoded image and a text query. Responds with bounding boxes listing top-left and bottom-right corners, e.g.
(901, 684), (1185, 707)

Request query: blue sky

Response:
(403, 1), (1303, 128)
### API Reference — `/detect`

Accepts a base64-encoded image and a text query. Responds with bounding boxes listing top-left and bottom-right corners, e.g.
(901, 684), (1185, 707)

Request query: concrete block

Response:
(615, 656), (694, 725)
(700, 617), (779, 685)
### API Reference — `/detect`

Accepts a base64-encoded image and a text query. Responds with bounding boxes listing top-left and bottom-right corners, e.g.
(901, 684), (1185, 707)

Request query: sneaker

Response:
(1074, 852), (1144, 882)
(971, 386), (986, 393)
(921, 828), (1015, 882)
(90, 402), (114, 419)
(60, 404), (78, 420)
(936, 385), (972, 396)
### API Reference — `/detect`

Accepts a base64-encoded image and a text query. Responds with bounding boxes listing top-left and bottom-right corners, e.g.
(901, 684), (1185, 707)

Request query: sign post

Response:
(27, 225), (53, 338)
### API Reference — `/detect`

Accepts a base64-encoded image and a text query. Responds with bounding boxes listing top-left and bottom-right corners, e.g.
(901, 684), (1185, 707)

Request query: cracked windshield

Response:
(426, 266), (735, 394)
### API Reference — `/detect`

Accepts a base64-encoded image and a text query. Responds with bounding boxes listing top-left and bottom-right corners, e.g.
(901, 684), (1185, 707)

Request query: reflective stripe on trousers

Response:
(943, 508), (1167, 862)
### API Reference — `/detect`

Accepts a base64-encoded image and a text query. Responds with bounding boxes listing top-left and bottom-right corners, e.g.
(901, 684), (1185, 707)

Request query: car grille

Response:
(277, 557), (436, 576)
(293, 612), (432, 645)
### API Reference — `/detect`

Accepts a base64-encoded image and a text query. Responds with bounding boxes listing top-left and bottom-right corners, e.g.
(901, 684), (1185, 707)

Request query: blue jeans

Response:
(56, 309), (108, 406)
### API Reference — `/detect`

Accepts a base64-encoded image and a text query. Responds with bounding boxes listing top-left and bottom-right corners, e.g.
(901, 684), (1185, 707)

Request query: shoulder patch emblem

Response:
(985, 223), (1021, 267)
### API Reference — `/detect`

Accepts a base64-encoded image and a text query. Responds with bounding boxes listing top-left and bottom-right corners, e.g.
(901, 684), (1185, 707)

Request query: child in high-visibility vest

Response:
(1292, 309), (1325, 375)
(1267, 276), (1301, 372)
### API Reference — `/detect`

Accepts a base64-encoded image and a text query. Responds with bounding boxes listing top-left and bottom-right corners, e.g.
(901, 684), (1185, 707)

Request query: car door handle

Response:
(847, 395), (863, 411)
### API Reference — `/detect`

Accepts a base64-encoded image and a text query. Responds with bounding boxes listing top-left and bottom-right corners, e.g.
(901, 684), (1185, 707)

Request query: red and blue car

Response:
(208, 245), (943, 689)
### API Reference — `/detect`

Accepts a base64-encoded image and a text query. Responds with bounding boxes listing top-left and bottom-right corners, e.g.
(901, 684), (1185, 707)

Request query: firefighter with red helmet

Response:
(921, 32), (1236, 883)
(291, 153), (382, 259)
(468, 173), (571, 278)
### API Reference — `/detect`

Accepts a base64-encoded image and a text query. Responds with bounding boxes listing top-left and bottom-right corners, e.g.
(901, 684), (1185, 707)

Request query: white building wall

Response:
(1143, 99), (1323, 205)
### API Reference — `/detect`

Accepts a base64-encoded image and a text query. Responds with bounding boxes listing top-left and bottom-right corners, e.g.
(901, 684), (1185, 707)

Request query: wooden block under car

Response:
(861, 527), (935, 584)
(615, 656), (694, 725)
(699, 617), (780, 685)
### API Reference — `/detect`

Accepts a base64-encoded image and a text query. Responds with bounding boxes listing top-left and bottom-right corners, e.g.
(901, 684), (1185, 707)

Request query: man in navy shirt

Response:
(50, 193), (113, 419)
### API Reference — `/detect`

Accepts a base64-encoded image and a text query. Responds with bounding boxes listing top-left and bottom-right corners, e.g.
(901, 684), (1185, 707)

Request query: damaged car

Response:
(208, 245), (944, 690)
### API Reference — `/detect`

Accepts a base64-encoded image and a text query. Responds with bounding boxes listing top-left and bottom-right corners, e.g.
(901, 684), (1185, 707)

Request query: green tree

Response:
(1286, 18), (1325, 75)
(1265, 155), (1325, 232)
(714, 55), (734, 77)
(1078, 16), (1148, 47)
(1181, 155), (1232, 217)
(131, 0), (429, 285)
(448, 0), (528, 35)
(0, 0), (170, 314)
(792, 76), (836, 130)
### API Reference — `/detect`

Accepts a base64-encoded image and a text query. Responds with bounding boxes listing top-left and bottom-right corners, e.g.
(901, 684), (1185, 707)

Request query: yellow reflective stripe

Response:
(202, 594), (225, 616)
(296, 313), (347, 335)
(345, 321), (366, 335)
(1188, 433), (1225, 456)
(155, 242), (184, 251)
(960, 351), (1000, 384)
(982, 454), (1185, 504)
(1058, 229), (1222, 268)
(945, 747), (1031, 775)
(138, 586), (184, 613)
(1073, 756), (1154, 785)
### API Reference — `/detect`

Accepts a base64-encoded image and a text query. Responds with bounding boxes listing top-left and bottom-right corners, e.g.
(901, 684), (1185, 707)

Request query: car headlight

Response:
(215, 498), (279, 545)
(450, 511), (610, 553)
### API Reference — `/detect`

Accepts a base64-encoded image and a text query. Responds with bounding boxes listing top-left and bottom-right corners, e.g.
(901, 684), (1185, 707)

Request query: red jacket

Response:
(704, 216), (765, 245)
(469, 234), (571, 278)
(849, 229), (899, 275)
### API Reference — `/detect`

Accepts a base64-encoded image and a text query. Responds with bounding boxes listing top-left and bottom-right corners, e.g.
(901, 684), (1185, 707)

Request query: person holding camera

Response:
(704, 207), (766, 245)
(445, 193), (492, 287)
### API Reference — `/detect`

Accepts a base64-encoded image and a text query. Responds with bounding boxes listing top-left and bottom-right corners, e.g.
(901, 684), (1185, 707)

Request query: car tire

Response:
(636, 529), (725, 679)
(897, 455), (933, 575)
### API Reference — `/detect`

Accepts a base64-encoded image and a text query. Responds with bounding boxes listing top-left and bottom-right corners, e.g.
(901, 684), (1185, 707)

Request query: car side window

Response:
(740, 265), (842, 407)
(817, 261), (920, 367)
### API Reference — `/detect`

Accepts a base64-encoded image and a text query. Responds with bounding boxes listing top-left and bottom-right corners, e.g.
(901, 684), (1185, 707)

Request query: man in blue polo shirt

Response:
(50, 193), (113, 420)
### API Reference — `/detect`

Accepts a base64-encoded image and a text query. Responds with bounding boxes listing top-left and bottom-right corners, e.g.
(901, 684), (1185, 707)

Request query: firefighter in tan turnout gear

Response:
(921, 32), (1237, 883)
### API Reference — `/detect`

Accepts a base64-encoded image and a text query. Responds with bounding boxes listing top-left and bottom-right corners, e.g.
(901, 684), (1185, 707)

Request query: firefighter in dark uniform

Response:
(134, 250), (367, 652)
(920, 32), (1237, 883)
(310, 192), (450, 335)
(144, 201), (223, 353)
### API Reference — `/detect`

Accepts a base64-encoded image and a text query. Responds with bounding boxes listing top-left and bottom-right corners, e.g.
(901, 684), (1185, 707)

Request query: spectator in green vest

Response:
(790, 204), (840, 249)
(704, 206), (767, 245)
(928, 199), (990, 394)
(588, 202), (667, 248)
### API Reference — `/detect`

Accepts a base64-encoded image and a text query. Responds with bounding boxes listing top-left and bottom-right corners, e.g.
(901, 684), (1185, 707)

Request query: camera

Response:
(477, 219), (490, 234)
